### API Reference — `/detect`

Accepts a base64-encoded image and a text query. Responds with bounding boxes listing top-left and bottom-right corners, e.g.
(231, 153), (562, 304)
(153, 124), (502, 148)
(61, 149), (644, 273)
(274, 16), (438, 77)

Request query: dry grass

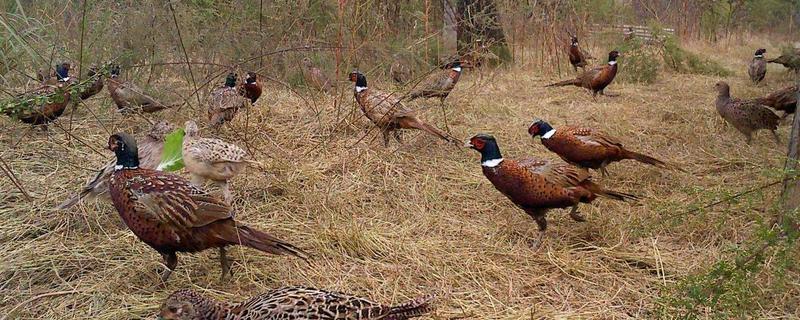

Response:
(0, 41), (797, 319)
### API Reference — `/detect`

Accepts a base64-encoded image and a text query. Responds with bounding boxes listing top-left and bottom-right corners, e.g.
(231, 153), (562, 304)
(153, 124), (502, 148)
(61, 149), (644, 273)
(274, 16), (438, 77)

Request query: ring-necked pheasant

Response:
(56, 121), (175, 209)
(466, 134), (636, 248)
(208, 73), (249, 131)
(5, 63), (73, 127)
(404, 60), (462, 104)
(78, 65), (105, 100)
(714, 81), (780, 144)
(567, 34), (588, 71)
(182, 120), (258, 204)
(767, 50), (800, 72)
(158, 287), (435, 320)
(107, 133), (308, 283)
(546, 50), (620, 99)
(753, 85), (797, 116)
(107, 65), (172, 113)
(349, 71), (457, 147)
(748, 48), (767, 84)
(238, 71), (262, 104)
(528, 119), (672, 176)
(302, 57), (333, 93)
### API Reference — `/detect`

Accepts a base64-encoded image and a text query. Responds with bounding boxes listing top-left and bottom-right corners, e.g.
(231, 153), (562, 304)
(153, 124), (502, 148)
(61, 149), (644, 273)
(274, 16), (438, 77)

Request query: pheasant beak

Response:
(463, 141), (474, 148)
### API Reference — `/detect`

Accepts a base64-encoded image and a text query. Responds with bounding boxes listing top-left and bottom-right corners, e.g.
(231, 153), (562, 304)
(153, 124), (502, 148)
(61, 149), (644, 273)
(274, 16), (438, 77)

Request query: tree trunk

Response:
(455, 0), (510, 62)
(780, 74), (800, 227)
(442, 0), (458, 56)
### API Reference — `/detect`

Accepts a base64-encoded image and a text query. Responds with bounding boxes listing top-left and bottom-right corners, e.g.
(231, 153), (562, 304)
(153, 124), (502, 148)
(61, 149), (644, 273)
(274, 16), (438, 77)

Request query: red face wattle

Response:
(108, 136), (120, 152)
(470, 137), (486, 150)
(348, 73), (357, 82)
(528, 123), (539, 136)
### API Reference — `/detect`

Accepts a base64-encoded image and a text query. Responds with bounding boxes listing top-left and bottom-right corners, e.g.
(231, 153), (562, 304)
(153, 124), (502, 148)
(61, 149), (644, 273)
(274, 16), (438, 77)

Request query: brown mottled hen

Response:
(107, 133), (308, 283)
(182, 120), (258, 204)
(159, 286), (434, 320)
(404, 60), (462, 104)
(302, 57), (333, 93)
(466, 134), (636, 247)
(238, 71), (262, 104)
(748, 48), (767, 84)
(56, 121), (175, 209)
(714, 81), (780, 144)
(546, 50), (620, 99)
(208, 73), (249, 131)
(390, 53), (413, 85)
(567, 34), (588, 71)
(528, 119), (671, 176)
(753, 84), (797, 116)
(349, 71), (456, 147)
(107, 65), (172, 113)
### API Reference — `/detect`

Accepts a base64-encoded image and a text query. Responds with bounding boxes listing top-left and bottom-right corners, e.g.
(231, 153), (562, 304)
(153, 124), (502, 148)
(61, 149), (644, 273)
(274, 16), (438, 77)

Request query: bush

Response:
(660, 33), (732, 77)
(615, 37), (659, 84)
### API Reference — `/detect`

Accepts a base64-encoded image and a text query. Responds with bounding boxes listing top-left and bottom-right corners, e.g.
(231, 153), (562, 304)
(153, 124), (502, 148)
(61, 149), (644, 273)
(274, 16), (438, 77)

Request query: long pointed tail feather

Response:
(583, 181), (638, 202)
(545, 78), (581, 87)
(386, 295), (435, 320)
(622, 149), (685, 172)
(234, 225), (310, 261)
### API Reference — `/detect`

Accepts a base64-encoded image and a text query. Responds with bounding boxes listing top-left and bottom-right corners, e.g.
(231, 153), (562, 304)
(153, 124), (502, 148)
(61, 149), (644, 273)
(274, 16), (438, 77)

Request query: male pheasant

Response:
(546, 50), (620, 99)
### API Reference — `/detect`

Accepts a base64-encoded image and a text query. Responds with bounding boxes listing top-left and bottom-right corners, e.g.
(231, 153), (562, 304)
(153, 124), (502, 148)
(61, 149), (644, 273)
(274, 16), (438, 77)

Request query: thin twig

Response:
(167, 0), (201, 109)
(0, 156), (33, 202)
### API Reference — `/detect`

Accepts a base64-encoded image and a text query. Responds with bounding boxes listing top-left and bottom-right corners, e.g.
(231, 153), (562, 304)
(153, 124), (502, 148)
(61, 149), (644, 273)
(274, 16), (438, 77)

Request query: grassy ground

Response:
(0, 41), (797, 319)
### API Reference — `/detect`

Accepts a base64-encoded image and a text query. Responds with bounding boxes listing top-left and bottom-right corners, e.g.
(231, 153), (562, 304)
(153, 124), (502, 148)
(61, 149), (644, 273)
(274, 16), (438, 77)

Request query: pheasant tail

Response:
(622, 149), (672, 170)
(417, 121), (458, 145)
(583, 181), (638, 202)
(385, 295), (435, 320)
(56, 167), (110, 209)
(545, 78), (581, 87)
(233, 224), (310, 261)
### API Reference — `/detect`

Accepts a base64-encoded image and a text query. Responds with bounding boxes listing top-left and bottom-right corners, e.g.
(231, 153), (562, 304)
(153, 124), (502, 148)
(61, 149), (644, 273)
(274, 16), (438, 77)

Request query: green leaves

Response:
(156, 128), (185, 172)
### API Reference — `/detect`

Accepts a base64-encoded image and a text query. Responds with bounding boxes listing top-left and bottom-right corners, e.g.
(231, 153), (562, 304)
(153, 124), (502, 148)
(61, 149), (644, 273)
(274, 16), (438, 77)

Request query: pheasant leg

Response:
(771, 130), (781, 144)
(160, 252), (178, 283)
(569, 205), (586, 222)
(529, 214), (548, 250)
(439, 97), (451, 133)
(219, 247), (231, 281)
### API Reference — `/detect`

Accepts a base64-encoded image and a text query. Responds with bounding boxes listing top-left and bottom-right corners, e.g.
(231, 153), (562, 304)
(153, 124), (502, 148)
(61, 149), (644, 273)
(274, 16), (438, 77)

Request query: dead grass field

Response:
(1, 41), (798, 319)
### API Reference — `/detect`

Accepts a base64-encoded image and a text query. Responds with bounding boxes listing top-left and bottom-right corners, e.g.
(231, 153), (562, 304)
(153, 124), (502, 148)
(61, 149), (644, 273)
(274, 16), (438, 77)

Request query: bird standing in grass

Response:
(182, 120), (257, 204)
(57, 121), (175, 209)
(714, 81), (780, 144)
(208, 73), (249, 131)
(5, 63), (73, 127)
(748, 48), (767, 84)
(546, 50), (620, 99)
(302, 57), (333, 93)
(158, 287), (435, 320)
(78, 65), (105, 100)
(753, 84), (797, 116)
(528, 119), (672, 176)
(466, 134), (636, 248)
(107, 132), (308, 283)
(390, 53), (413, 85)
(404, 60), (462, 105)
(567, 34), (588, 71)
(107, 65), (172, 113)
(349, 71), (456, 147)
(238, 71), (262, 104)
(767, 50), (800, 72)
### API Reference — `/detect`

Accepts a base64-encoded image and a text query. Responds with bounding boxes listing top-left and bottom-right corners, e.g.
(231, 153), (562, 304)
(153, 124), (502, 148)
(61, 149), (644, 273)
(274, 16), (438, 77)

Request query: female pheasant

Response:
(6, 63), (73, 126)
(349, 71), (456, 147)
(714, 81), (780, 144)
(466, 134), (636, 247)
(107, 65), (172, 113)
(753, 84), (797, 116)
(182, 120), (258, 204)
(238, 71), (262, 104)
(302, 57), (333, 93)
(107, 133), (308, 283)
(404, 60), (462, 104)
(158, 286), (434, 320)
(57, 121), (175, 209)
(208, 73), (249, 131)
(546, 50), (620, 99)
(528, 119), (671, 176)
(748, 48), (767, 84)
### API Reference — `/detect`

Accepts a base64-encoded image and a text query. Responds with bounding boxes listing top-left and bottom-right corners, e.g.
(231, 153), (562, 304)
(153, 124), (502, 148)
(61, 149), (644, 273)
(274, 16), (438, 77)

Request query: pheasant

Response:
(767, 50), (800, 72)
(748, 48), (767, 84)
(78, 65), (105, 100)
(390, 53), (413, 85)
(466, 134), (636, 247)
(182, 120), (258, 204)
(753, 85), (797, 116)
(208, 73), (249, 131)
(56, 121), (175, 209)
(567, 34), (588, 71)
(714, 81), (780, 144)
(546, 50), (620, 99)
(107, 65), (172, 113)
(528, 119), (671, 176)
(238, 71), (262, 104)
(5, 63), (73, 126)
(107, 133), (308, 283)
(349, 71), (456, 147)
(302, 57), (333, 92)
(404, 60), (462, 104)
(158, 286), (434, 320)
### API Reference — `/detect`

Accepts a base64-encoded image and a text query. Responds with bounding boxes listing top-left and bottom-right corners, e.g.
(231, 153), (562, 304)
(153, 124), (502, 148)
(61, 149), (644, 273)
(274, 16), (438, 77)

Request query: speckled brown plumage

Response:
(390, 54), (413, 85)
(714, 81), (780, 144)
(303, 57), (333, 93)
(209, 73), (249, 131)
(238, 71), (262, 104)
(106, 133), (307, 283)
(767, 51), (800, 72)
(753, 85), (797, 115)
(404, 61), (462, 103)
(467, 134), (636, 247)
(528, 119), (671, 176)
(56, 121), (175, 209)
(107, 65), (172, 113)
(546, 51), (619, 98)
(349, 71), (456, 147)
(748, 48), (767, 84)
(159, 287), (434, 320)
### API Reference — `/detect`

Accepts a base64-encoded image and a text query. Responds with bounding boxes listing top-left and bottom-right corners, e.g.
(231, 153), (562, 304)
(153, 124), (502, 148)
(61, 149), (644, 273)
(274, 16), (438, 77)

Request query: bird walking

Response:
(714, 81), (780, 144)
(546, 50), (620, 99)
(56, 121), (175, 210)
(748, 48), (767, 84)
(182, 120), (258, 204)
(107, 65), (173, 113)
(528, 119), (672, 176)
(208, 73), (250, 131)
(107, 133), (307, 283)
(466, 134), (636, 248)
(767, 50), (800, 72)
(349, 71), (457, 147)
(302, 57), (333, 93)
(158, 286), (435, 320)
